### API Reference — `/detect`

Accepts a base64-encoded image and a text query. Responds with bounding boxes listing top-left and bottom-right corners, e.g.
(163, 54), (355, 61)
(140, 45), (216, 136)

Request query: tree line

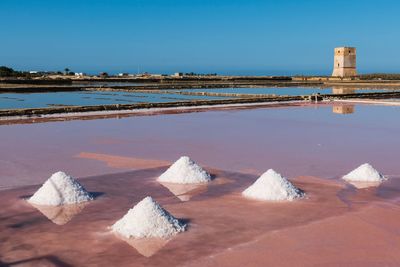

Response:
(0, 66), (73, 78)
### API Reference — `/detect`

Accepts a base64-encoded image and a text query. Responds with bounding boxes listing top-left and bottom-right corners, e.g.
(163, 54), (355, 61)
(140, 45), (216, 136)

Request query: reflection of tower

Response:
(332, 86), (356, 95)
(332, 47), (357, 77)
(332, 103), (355, 114)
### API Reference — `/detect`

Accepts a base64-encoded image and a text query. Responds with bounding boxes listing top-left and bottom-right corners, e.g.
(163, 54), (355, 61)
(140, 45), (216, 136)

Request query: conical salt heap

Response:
(158, 156), (211, 184)
(242, 169), (305, 201)
(28, 171), (93, 206)
(112, 196), (186, 238)
(343, 163), (386, 182)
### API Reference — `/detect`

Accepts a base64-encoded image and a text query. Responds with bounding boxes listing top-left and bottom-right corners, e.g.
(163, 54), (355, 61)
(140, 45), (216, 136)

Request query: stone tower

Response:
(332, 47), (357, 77)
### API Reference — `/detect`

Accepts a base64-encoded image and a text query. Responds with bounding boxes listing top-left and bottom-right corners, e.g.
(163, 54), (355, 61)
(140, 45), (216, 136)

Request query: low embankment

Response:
(0, 96), (305, 117)
(2, 90), (400, 118)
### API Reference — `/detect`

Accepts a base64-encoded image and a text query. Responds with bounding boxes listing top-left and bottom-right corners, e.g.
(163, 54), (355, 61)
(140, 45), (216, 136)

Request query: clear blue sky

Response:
(1, 0), (399, 75)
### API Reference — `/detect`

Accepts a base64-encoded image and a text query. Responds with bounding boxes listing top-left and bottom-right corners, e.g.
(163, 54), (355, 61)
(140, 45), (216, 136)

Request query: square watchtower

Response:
(332, 47), (357, 77)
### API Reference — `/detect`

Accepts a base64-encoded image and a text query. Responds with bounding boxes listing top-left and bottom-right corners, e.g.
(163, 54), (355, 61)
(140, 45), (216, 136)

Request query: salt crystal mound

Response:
(343, 163), (386, 182)
(112, 196), (186, 238)
(157, 156), (211, 184)
(28, 171), (93, 206)
(242, 169), (305, 201)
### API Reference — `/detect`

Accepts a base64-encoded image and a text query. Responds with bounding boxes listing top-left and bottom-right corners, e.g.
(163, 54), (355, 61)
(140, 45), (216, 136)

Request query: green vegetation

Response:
(0, 66), (18, 77)
(0, 66), (71, 78)
(359, 73), (400, 80)
(0, 66), (36, 77)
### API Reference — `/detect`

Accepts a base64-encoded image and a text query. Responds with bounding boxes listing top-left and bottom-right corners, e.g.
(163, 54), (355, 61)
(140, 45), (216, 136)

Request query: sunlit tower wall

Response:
(332, 47), (357, 77)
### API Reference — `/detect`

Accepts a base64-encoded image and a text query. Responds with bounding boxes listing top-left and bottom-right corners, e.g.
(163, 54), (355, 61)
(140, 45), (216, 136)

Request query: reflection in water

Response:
(332, 87), (356, 95)
(159, 182), (208, 202)
(30, 202), (88, 225)
(347, 180), (382, 189)
(115, 234), (170, 257)
(332, 104), (355, 115)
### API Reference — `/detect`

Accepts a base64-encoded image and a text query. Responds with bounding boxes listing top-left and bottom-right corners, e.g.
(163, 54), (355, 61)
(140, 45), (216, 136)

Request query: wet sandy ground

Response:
(1, 103), (400, 266)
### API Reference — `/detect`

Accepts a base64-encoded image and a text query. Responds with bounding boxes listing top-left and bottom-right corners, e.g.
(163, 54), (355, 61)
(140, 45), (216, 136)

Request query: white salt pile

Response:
(112, 196), (186, 238)
(343, 163), (386, 182)
(242, 169), (305, 201)
(157, 156), (211, 184)
(28, 171), (93, 206)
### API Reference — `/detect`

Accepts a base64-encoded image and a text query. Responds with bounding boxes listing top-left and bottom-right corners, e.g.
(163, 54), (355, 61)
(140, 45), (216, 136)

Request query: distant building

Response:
(332, 47), (357, 77)
(74, 72), (84, 77)
(172, 72), (183, 77)
(29, 71), (38, 74)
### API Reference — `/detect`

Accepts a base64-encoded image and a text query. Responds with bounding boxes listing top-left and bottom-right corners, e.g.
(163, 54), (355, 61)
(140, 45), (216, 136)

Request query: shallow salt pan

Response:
(242, 169), (305, 201)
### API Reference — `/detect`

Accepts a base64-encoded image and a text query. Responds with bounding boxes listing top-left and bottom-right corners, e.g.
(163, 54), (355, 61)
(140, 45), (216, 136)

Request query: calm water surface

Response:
(1, 103), (400, 266)
(0, 102), (399, 189)
(0, 91), (230, 110)
(1, 87), (399, 110)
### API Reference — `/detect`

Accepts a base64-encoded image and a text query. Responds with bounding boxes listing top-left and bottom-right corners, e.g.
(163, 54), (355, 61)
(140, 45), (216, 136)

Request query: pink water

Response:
(1, 102), (400, 266)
